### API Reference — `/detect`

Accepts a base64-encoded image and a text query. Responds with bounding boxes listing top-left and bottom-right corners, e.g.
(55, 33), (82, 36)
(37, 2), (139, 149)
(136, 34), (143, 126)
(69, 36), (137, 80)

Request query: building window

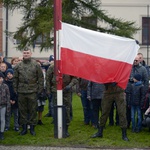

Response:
(35, 35), (46, 44)
(16, 40), (21, 44)
(81, 16), (97, 30)
(142, 17), (150, 45)
(82, 16), (97, 26)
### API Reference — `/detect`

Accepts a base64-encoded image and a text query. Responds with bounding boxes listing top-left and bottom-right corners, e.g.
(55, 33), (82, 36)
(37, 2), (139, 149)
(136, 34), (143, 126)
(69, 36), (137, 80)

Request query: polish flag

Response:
(60, 22), (139, 89)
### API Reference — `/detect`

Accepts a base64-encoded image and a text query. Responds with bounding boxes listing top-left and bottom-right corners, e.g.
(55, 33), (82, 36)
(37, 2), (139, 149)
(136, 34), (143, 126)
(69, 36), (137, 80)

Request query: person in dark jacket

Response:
(76, 78), (94, 126)
(4, 69), (19, 132)
(129, 55), (148, 95)
(126, 55), (149, 128)
(0, 72), (10, 140)
(87, 81), (105, 128)
(127, 74), (145, 133)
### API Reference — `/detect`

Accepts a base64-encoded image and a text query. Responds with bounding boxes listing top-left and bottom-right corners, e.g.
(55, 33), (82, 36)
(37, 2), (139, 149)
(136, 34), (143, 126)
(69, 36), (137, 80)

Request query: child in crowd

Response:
(4, 69), (19, 131)
(128, 74), (145, 133)
(0, 72), (10, 140)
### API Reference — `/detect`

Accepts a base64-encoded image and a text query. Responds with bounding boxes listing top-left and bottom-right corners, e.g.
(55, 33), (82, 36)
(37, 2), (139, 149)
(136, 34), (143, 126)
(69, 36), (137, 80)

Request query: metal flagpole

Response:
(54, 0), (66, 139)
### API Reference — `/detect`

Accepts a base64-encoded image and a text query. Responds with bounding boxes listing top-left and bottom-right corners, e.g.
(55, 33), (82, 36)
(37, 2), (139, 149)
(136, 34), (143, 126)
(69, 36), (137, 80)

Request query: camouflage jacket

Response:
(13, 58), (44, 94)
(46, 64), (78, 93)
(0, 82), (11, 113)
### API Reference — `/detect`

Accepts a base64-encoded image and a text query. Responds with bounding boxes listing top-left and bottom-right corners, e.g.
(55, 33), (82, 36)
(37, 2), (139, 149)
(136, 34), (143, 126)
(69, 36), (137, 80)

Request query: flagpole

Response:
(54, 0), (64, 139)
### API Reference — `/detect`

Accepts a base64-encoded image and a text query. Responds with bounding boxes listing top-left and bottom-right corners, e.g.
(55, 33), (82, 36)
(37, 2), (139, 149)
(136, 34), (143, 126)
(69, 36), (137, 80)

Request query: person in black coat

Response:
(4, 69), (19, 131)
(127, 74), (145, 133)
(87, 81), (105, 128)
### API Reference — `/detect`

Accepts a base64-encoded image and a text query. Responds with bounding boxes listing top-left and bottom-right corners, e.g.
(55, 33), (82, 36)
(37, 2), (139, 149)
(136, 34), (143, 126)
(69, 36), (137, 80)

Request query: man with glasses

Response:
(137, 53), (150, 79)
(125, 54), (149, 129)
(130, 55), (148, 90)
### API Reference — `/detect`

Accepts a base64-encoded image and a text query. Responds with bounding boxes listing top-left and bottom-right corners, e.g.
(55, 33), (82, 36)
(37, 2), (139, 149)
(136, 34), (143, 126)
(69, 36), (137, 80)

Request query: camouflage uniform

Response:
(100, 83), (127, 128)
(46, 64), (78, 125)
(91, 83), (129, 141)
(0, 82), (11, 129)
(0, 82), (10, 139)
(13, 58), (44, 126)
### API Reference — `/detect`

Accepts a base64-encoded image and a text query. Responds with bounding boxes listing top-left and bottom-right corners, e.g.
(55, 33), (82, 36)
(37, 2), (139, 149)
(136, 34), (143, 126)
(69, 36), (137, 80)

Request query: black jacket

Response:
(87, 81), (105, 100)
(127, 81), (145, 107)
(4, 78), (18, 109)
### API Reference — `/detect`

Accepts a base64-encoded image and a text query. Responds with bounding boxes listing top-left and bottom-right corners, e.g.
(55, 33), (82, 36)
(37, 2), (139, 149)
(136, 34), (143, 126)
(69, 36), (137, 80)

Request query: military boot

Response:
(91, 126), (103, 138)
(122, 128), (129, 141)
(30, 125), (36, 136)
(0, 132), (4, 140)
(20, 124), (27, 135)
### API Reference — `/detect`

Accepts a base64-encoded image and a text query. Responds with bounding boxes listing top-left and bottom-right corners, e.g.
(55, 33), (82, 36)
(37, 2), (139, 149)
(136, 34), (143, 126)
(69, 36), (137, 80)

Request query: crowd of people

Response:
(0, 49), (150, 141)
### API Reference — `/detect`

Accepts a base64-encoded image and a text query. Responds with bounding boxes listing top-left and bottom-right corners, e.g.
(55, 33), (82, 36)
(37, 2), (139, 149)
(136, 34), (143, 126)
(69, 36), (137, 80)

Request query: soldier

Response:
(46, 63), (78, 137)
(13, 48), (44, 136)
(91, 83), (129, 141)
(44, 55), (54, 117)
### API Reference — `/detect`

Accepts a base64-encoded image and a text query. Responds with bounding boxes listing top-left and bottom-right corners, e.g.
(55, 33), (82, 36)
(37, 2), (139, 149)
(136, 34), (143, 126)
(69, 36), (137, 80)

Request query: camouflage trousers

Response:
(18, 93), (37, 125)
(52, 91), (72, 126)
(100, 92), (127, 128)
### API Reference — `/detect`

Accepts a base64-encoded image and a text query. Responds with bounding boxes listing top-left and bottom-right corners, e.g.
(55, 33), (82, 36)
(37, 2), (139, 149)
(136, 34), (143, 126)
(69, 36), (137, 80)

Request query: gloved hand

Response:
(64, 85), (71, 91)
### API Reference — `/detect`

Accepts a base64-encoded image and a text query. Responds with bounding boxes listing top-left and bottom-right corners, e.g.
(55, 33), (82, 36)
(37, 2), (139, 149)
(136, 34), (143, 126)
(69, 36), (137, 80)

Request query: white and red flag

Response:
(60, 22), (139, 89)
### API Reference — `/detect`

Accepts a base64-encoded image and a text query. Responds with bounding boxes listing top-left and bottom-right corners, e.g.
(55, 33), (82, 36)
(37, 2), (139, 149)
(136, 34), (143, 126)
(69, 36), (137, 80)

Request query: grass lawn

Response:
(0, 94), (150, 148)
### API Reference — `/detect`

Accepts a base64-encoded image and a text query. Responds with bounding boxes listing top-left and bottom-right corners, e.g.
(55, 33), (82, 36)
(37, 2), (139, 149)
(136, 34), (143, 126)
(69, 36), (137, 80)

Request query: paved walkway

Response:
(0, 146), (148, 150)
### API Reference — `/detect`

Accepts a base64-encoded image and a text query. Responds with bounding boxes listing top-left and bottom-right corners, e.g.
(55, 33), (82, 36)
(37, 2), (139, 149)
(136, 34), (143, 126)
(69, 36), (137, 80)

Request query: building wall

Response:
(1, 0), (150, 63)
(2, 8), (53, 60)
(101, 0), (150, 64)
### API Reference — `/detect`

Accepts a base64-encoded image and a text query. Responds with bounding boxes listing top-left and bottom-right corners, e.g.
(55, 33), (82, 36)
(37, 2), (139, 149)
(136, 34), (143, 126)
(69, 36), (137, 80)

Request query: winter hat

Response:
(0, 72), (4, 78)
(133, 74), (142, 81)
(6, 69), (14, 75)
(49, 55), (54, 62)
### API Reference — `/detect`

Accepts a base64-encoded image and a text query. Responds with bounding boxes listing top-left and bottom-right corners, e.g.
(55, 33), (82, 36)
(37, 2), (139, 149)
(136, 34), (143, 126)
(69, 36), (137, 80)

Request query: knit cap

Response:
(133, 74), (142, 81)
(49, 55), (54, 62)
(6, 69), (14, 75)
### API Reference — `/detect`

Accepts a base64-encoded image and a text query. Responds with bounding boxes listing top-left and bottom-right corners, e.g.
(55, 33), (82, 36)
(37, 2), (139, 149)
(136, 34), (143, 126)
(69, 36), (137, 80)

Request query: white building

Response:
(2, 7), (53, 60)
(101, 0), (150, 64)
(1, 0), (150, 63)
